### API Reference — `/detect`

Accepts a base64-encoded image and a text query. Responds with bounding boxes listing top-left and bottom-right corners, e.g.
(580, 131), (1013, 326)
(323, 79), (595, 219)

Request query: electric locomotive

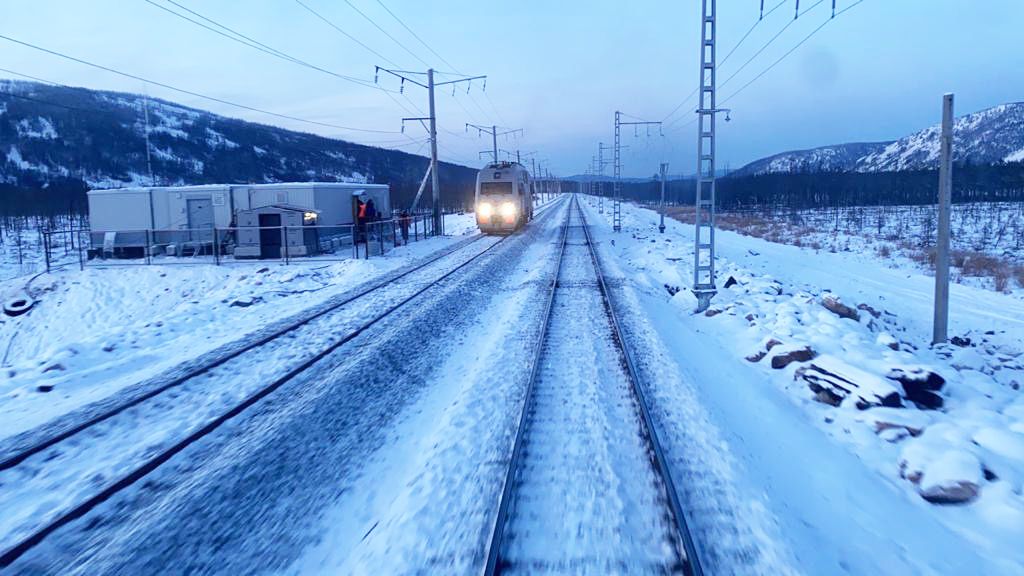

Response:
(475, 161), (533, 234)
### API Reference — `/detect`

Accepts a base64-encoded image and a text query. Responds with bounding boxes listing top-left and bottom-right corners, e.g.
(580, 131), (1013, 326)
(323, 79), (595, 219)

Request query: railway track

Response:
(483, 195), (703, 575)
(0, 201), (570, 569)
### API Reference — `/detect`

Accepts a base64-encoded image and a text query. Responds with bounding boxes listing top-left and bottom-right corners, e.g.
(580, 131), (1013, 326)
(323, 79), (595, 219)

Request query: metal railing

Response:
(40, 213), (441, 272)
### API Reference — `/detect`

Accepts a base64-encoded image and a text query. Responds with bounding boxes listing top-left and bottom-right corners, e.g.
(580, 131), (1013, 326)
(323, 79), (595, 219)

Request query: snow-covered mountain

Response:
(734, 102), (1024, 176)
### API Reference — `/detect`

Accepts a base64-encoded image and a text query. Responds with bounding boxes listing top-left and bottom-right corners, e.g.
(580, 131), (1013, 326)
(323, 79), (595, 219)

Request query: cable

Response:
(293, 0), (401, 69)
(339, 0), (430, 68)
(144, 0), (427, 127)
(720, 0), (865, 106)
(144, 0), (384, 89)
(480, 91), (507, 126)
(661, 0), (785, 125)
(720, 0), (786, 68)
(0, 90), (97, 113)
(0, 67), (58, 85)
(720, 0), (826, 90)
(0, 34), (401, 134)
(148, 0), (299, 65)
(374, 0), (460, 74)
(665, 0), (865, 135)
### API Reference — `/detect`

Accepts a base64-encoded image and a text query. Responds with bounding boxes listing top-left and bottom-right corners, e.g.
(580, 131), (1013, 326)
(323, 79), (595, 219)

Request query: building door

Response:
(187, 198), (214, 244)
(258, 213), (282, 259)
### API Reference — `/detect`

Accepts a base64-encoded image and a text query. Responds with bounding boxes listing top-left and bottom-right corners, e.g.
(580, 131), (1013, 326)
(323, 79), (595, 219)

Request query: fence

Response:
(41, 213), (440, 272)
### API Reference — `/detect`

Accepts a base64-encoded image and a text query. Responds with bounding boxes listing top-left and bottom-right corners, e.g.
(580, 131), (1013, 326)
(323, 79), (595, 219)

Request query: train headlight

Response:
(500, 201), (516, 218)
(478, 202), (493, 218)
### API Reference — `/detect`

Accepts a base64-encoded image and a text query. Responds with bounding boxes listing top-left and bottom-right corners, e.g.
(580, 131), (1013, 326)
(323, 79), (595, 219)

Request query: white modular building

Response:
(86, 182), (391, 258)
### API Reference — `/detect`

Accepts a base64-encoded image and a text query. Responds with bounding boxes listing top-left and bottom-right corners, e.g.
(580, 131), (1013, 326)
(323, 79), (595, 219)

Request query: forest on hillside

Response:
(617, 162), (1024, 210)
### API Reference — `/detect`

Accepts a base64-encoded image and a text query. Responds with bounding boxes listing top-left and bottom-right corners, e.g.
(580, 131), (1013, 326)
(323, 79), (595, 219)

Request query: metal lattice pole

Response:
(613, 111), (660, 233)
(614, 112), (622, 231)
(694, 0), (721, 311)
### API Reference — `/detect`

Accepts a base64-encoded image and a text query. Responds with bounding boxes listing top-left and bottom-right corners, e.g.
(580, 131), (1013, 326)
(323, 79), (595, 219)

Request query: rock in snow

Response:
(887, 366), (946, 410)
(799, 355), (902, 409)
(821, 295), (860, 322)
(771, 346), (816, 369)
(919, 450), (983, 505)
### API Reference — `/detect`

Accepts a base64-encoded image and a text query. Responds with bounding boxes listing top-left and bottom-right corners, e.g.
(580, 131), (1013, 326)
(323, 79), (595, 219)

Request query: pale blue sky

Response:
(2, 0), (1023, 177)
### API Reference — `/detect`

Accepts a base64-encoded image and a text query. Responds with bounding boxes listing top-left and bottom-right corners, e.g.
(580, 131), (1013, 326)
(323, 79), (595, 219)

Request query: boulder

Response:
(822, 295), (860, 322)
(857, 303), (882, 318)
(799, 355), (902, 409)
(918, 450), (982, 505)
(888, 367), (945, 410)
(772, 347), (816, 369)
(746, 350), (767, 363)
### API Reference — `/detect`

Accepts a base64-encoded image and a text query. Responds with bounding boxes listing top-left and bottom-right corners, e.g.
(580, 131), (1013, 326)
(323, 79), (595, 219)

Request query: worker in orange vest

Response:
(357, 199), (367, 243)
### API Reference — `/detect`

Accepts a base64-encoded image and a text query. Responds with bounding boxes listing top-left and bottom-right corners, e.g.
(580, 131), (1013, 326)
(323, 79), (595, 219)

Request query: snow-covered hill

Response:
(0, 80), (476, 213)
(735, 102), (1024, 176)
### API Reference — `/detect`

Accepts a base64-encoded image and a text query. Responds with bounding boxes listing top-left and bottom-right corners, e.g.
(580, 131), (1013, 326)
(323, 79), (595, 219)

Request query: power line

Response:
(721, 0), (865, 106)
(665, 0), (865, 135)
(293, 0), (401, 69)
(144, 0), (427, 126)
(148, 0), (298, 65)
(661, 0), (785, 125)
(143, 0), (383, 89)
(719, 0), (826, 90)
(0, 67), (58, 85)
(720, 0), (786, 68)
(0, 90), (98, 113)
(480, 90), (507, 126)
(339, 0), (430, 68)
(370, 1), (506, 127)
(374, 0), (460, 73)
(0, 33), (402, 134)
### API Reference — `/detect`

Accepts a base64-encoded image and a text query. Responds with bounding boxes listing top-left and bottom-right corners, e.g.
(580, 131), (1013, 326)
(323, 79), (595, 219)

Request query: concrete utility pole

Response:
(934, 93), (954, 345)
(377, 66), (485, 235)
(142, 89), (155, 187)
(466, 124), (522, 164)
(428, 69), (441, 233)
(613, 111), (661, 232)
(659, 162), (668, 233)
(693, 0), (729, 312)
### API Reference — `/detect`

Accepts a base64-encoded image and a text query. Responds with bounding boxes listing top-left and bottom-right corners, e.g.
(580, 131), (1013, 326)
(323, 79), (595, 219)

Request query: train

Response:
(475, 161), (533, 234)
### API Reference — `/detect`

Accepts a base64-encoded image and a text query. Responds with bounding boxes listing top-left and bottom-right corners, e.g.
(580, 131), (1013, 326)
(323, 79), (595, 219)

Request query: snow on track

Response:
(0, 233), (505, 568)
(496, 201), (682, 574)
(5, 199), (571, 575)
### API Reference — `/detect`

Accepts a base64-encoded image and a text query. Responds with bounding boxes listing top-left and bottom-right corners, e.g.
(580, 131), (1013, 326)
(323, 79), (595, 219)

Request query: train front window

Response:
(481, 182), (513, 195)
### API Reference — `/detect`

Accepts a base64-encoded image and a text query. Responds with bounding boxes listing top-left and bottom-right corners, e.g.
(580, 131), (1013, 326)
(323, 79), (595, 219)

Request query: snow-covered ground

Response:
(0, 212), (480, 442)
(587, 197), (1024, 574)
(2, 192), (1022, 574)
(665, 201), (1024, 293)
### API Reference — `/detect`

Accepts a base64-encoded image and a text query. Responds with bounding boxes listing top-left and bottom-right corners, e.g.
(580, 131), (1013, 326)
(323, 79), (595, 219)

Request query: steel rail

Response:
(482, 195), (704, 575)
(0, 234), (489, 473)
(579, 201), (705, 576)
(0, 196), (569, 569)
(482, 196), (572, 576)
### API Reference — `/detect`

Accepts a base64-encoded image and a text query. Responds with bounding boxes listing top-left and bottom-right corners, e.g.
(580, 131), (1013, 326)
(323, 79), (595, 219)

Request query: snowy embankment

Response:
(585, 197), (1024, 573)
(0, 213), (480, 442)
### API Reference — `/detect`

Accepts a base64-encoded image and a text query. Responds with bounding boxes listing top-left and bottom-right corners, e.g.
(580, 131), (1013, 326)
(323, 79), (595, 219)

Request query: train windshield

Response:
(480, 182), (513, 195)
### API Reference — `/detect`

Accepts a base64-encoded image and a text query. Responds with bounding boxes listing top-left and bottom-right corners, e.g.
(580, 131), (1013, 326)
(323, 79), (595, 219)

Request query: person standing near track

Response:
(356, 199), (367, 243)
(399, 210), (411, 245)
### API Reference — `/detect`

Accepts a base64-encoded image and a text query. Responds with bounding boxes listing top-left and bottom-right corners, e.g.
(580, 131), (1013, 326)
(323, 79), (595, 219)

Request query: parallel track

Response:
(0, 201), (568, 569)
(482, 195), (703, 575)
